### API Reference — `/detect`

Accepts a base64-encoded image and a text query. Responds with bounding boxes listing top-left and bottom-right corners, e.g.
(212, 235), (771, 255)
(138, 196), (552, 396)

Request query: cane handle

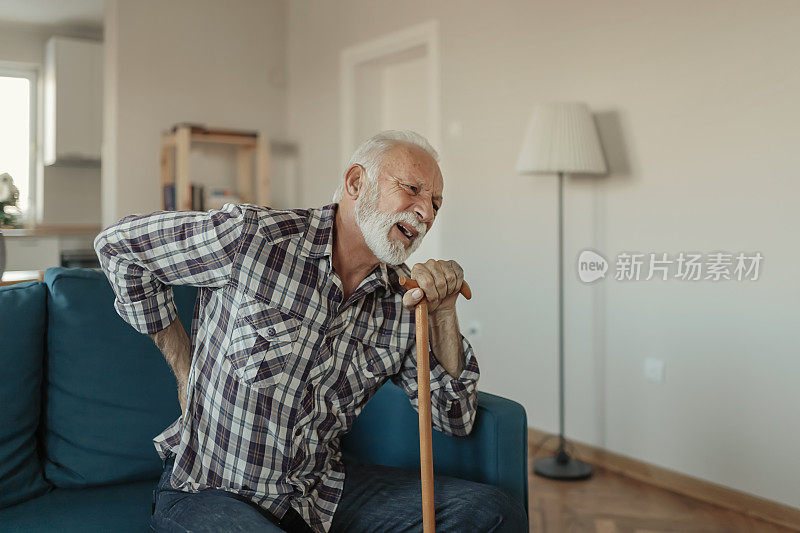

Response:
(398, 275), (472, 301)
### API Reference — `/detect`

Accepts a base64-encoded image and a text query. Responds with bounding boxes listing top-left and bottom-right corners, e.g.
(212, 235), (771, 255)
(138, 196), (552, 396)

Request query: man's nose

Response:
(413, 197), (435, 229)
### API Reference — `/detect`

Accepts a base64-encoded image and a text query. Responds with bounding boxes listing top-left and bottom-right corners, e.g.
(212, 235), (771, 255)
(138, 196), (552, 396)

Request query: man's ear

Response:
(344, 164), (365, 200)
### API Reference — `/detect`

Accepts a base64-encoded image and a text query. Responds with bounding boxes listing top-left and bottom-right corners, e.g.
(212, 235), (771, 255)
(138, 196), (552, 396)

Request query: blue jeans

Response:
(151, 456), (527, 532)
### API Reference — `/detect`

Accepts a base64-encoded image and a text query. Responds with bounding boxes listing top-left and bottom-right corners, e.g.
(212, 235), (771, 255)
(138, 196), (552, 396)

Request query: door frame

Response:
(339, 19), (442, 169)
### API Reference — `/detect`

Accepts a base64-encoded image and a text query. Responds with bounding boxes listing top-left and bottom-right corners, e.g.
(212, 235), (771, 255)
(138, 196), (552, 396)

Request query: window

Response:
(0, 66), (37, 218)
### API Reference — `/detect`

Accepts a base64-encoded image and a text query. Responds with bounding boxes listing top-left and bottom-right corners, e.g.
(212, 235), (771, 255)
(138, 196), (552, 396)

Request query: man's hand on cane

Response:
(401, 259), (465, 316)
(401, 258), (469, 380)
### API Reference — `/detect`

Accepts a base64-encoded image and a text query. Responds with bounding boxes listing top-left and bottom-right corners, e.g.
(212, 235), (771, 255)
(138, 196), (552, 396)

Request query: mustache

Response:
(385, 210), (426, 238)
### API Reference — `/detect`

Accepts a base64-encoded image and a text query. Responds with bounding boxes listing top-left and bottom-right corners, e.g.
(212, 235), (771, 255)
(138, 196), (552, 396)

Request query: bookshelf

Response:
(160, 124), (270, 211)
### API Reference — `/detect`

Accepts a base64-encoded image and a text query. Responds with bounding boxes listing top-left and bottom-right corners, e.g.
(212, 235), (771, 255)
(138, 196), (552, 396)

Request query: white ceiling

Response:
(0, 0), (103, 27)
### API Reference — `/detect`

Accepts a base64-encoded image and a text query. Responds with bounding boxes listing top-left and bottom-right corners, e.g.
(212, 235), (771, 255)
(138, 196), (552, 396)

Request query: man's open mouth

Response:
(395, 222), (418, 241)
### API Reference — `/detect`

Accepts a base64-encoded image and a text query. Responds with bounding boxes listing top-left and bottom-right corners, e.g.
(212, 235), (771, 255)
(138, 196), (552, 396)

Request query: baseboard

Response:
(528, 427), (800, 531)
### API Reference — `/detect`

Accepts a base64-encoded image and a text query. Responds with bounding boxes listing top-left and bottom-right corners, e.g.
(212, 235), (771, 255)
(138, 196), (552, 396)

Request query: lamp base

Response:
(533, 448), (593, 480)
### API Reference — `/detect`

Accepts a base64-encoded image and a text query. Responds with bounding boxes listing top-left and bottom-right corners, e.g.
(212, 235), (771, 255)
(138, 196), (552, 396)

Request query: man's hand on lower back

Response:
(149, 317), (192, 414)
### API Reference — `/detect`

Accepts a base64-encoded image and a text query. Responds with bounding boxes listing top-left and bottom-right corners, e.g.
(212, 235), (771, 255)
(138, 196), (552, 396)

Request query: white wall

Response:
(103, 0), (287, 225)
(0, 21), (102, 226)
(287, 0), (800, 509)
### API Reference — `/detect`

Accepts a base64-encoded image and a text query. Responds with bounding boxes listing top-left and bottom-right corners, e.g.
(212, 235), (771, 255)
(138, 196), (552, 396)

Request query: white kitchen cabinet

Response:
(4, 237), (61, 271)
(44, 37), (103, 166)
(2, 233), (97, 271)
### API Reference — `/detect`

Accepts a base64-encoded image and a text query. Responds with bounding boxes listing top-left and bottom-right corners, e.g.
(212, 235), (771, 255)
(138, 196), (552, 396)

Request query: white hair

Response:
(332, 130), (439, 203)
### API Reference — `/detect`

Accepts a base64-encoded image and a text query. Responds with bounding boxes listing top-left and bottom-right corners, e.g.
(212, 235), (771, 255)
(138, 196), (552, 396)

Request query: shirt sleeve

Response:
(93, 203), (246, 335)
(391, 334), (480, 437)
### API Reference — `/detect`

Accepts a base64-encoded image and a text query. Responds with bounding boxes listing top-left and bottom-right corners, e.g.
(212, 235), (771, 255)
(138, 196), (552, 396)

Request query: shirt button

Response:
(268, 326), (277, 336)
(295, 427), (302, 437)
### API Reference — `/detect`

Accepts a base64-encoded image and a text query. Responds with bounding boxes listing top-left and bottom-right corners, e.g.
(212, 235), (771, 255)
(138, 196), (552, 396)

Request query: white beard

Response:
(354, 179), (427, 265)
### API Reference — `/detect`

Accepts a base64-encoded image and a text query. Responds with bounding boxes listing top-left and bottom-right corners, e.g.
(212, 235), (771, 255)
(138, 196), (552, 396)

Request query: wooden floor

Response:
(528, 446), (798, 532)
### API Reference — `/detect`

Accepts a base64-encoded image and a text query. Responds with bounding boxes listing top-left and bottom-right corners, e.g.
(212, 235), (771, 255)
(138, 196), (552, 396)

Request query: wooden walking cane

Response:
(399, 275), (472, 533)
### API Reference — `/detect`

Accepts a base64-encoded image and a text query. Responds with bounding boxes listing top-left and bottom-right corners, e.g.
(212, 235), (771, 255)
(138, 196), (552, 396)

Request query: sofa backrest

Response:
(42, 268), (198, 488)
(0, 281), (50, 508)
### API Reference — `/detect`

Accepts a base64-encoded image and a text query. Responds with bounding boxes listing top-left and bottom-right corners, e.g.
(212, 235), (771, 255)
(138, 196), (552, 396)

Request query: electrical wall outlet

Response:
(644, 357), (665, 383)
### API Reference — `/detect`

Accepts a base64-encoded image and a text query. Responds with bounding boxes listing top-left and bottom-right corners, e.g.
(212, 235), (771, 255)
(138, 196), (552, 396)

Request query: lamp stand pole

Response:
(533, 171), (593, 481)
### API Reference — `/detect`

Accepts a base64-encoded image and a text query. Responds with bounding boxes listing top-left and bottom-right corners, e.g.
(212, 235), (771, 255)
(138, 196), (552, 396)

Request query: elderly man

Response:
(95, 130), (526, 532)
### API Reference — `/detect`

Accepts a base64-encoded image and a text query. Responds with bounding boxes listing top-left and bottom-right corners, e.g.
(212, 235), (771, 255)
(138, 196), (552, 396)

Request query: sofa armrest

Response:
(341, 382), (528, 516)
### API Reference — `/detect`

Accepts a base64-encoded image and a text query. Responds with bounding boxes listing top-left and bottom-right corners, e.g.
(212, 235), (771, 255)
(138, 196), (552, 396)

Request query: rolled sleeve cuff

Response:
(429, 335), (480, 401)
(113, 287), (178, 335)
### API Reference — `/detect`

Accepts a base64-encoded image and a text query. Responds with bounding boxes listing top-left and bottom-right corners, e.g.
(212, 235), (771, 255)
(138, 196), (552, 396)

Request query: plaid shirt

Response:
(94, 203), (480, 533)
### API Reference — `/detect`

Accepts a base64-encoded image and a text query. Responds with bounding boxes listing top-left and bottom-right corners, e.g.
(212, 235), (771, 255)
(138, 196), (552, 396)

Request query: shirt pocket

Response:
(227, 299), (301, 388)
(360, 341), (404, 381)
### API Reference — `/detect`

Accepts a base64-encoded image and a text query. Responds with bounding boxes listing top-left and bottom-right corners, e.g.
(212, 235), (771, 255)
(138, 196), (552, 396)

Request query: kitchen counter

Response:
(1, 225), (101, 238)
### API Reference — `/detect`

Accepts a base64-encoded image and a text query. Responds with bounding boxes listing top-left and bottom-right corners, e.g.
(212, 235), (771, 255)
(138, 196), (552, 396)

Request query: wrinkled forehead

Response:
(380, 143), (444, 197)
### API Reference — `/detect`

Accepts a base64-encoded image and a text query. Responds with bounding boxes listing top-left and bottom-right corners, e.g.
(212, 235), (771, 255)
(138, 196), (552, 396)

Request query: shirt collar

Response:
(366, 257), (410, 298)
(301, 203), (403, 298)
(301, 203), (336, 259)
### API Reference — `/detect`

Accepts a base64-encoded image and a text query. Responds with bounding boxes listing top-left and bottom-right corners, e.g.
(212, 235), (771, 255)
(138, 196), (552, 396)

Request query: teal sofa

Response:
(0, 267), (528, 531)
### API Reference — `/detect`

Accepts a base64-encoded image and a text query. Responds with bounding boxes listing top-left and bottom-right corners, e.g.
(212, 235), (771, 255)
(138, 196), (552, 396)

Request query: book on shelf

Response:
(163, 184), (175, 211)
(162, 183), (206, 211)
(191, 184), (205, 211)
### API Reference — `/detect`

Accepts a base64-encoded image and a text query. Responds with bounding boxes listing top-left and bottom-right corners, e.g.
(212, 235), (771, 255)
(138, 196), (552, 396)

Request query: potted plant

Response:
(0, 172), (22, 278)
(0, 173), (21, 227)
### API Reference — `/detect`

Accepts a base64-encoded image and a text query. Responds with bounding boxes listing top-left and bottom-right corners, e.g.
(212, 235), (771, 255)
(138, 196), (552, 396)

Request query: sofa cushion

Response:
(43, 267), (197, 488)
(0, 281), (50, 508)
(342, 383), (529, 515)
(0, 478), (156, 532)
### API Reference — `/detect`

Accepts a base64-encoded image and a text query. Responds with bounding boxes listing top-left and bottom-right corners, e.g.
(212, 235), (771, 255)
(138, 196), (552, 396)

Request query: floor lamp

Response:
(516, 102), (607, 480)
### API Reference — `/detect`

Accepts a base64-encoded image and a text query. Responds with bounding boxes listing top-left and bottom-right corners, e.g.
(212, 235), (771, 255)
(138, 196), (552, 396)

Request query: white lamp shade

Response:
(516, 102), (607, 174)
